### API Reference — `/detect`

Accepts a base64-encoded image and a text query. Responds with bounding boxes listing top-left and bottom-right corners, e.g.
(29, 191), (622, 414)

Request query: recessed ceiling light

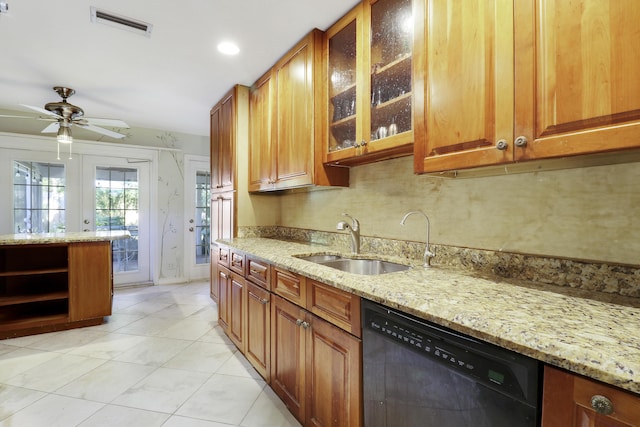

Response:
(217, 41), (240, 56)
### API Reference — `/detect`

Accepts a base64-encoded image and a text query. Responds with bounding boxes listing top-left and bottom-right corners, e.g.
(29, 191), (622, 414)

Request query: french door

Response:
(184, 156), (211, 281)
(82, 155), (151, 286)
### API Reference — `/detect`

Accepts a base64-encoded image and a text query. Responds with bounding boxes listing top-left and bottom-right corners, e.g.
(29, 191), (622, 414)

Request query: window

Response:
(13, 161), (66, 233)
(95, 167), (139, 272)
(195, 171), (211, 264)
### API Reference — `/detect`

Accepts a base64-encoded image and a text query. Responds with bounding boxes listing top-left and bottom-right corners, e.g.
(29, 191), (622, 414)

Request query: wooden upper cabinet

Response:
(325, 0), (414, 166)
(515, 0), (640, 161)
(273, 31), (316, 189)
(248, 71), (274, 192)
(415, 0), (640, 174)
(414, 0), (514, 173)
(211, 86), (240, 192)
(248, 29), (348, 192)
(211, 190), (235, 242)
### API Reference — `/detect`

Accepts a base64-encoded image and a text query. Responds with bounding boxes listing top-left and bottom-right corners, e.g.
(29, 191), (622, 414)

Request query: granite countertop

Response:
(0, 230), (131, 245)
(218, 237), (640, 395)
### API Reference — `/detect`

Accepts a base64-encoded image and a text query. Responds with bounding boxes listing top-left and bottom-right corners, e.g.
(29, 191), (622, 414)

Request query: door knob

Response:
(84, 219), (90, 224)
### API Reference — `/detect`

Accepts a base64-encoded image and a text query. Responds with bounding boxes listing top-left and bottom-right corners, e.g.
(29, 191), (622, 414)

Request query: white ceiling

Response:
(0, 0), (359, 137)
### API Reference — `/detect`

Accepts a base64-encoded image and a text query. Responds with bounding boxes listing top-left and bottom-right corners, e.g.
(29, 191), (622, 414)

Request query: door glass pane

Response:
(329, 19), (358, 152)
(370, 0), (413, 141)
(13, 161), (66, 233)
(95, 167), (139, 273)
(195, 171), (211, 265)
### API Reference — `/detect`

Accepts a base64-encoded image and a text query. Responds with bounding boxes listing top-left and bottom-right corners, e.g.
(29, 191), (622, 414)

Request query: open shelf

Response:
(0, 291), (69, 307)
(0, 241), (113, 339)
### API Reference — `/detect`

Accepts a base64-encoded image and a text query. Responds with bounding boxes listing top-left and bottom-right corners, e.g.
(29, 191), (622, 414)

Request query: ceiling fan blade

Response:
(20, 104), (62, 119)
(41, 122), (60, 133)
(0, 114), (35, 119)
(76, 123), (127, 139)
(82, 117), (130, 128)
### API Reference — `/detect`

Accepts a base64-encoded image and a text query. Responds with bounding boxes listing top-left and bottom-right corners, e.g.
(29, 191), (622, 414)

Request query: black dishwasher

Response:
(362, 300), (542, 427)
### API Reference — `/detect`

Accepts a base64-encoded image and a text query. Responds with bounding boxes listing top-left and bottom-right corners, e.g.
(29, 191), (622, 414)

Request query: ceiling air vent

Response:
(90, 7), (153, 37)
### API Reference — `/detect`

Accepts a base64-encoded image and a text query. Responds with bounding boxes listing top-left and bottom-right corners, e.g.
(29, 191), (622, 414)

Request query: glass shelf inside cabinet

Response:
(370, 0), (413, 142)
(329, 19), (358, 152)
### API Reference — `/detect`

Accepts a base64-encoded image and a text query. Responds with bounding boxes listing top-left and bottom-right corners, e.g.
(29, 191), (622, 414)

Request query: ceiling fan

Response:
(1, 86), (129, 159)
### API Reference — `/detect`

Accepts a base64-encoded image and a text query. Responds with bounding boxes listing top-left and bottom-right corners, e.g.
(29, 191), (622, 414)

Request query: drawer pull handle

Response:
(591, 395), (614, 415)
(514, 135), (528, 147)
(495, 139), (508, 150)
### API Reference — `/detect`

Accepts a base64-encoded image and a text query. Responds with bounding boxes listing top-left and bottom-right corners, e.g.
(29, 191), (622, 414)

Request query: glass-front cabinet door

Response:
(369, 0), (413, 147)
(326, 0), (413, 165)
(327, 5), (362, 161)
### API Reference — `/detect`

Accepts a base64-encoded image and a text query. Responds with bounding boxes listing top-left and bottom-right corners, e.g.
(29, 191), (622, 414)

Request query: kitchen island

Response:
(217, 237), (640, 396)
(0, 231), (129, 339)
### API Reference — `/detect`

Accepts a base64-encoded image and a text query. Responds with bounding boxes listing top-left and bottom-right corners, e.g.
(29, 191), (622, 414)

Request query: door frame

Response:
(183, 154), (211, 281)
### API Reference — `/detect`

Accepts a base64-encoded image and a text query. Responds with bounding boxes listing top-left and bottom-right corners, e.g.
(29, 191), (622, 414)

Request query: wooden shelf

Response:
(0, 268), (68, 277)
(1, 313), (69, 330)
(0, 291), (69, 307)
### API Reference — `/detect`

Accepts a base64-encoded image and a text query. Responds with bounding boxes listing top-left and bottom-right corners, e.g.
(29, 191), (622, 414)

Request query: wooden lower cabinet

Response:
(216, 247), (362, 426)
(271, 294), (362, 427)
(542, 365), (640, 426)
(306, 309), (362, 427)
(217, 266), (231, 333)
(271, 295), (307, 421)
(68, 241), (113, 321)
(246, 281), (270, 381)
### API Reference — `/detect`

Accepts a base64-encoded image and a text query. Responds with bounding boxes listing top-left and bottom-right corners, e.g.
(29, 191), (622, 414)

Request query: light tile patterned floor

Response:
(0, 281), (302, 427)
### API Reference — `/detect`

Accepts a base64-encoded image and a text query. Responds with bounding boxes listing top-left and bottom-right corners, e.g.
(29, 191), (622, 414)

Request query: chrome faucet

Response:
(400, 210), (435, 267)
(337, 213), (360, 254)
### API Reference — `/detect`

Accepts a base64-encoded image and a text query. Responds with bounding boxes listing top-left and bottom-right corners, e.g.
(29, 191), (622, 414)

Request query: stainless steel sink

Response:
(296, 254), (343, 263)
(296, 254), (409, 275)
(320, 259), (409, 275)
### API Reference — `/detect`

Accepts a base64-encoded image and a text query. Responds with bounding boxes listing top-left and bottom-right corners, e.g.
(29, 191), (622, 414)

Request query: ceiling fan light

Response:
(57, 125), (73, 144)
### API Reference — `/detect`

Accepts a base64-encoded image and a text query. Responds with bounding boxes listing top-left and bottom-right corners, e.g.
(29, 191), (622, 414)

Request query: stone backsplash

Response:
(238, 226), (640, 298)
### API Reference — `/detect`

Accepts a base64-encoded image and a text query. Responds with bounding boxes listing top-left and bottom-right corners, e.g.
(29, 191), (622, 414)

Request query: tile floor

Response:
(0, 281), (302, 427)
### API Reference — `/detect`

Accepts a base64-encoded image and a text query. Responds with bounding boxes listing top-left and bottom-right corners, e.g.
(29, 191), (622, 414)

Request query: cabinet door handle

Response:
(301, 321), (310, 329)
(514, 136), (528, 147)
(296, 319), (303, 326)
(260, 298), (269, 305)
(220, 272), (228, 279)
(495, 140), (508, 150)
(590, 395), (614, 415)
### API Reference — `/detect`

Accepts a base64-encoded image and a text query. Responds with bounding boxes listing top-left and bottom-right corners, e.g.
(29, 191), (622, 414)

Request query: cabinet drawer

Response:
(542, 365), (640, 426)
(217, 246), (230, 268)
(307, 279), (361, 338)
(573, 374), (640, 425)
(247, 256), (271, 290)
(272, 267), (306, 306)
(230, 250), (245, 275)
